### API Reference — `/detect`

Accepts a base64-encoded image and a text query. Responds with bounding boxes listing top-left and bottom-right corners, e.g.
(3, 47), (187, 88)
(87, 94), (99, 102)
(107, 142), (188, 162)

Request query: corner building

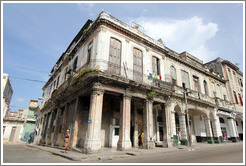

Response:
(34, 12), (243, 153)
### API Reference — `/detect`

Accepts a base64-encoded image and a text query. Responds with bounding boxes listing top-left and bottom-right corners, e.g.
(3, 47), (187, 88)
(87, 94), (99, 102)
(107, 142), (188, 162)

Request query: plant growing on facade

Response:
(71, 67), (100, 86)
(146, 90), (157, 100)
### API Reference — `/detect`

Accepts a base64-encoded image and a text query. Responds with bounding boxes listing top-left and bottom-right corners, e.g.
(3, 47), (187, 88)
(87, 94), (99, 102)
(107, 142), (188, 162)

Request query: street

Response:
(3, 142), (244, 163)
(99, 143), (243, 163)
(3, 144), (76, 163)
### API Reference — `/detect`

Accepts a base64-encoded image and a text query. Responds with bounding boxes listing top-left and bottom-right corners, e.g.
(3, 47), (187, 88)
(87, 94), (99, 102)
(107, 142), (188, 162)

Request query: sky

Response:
(2, 2), (244, 112)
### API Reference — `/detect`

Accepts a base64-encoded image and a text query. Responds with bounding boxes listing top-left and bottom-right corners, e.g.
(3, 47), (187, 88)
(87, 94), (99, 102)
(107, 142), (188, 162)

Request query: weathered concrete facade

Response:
(34, 12), (243, 153)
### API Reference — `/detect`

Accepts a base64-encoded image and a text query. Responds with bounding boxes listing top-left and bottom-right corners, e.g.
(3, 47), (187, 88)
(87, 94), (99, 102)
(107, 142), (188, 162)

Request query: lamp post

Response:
(184, 87), (191, 146)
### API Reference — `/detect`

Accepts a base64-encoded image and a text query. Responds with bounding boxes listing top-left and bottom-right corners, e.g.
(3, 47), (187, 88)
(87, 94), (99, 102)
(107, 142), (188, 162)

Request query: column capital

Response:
(92, 83), (104, 94)
(123, 91), (132, 99)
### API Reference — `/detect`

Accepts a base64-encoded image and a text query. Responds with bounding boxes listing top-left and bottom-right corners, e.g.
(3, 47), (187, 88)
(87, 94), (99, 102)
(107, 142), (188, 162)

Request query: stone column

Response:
(71, 97), (80, 148)
(204, 116), (214, 144)
(143, 100), (155, 149)
(179, 112), (188, 145)
(133, 102), (139, 147)
(45, 112), (52, 145)
(171, 111), (176, 137)
(156, 110), (160, 142)
(227, 117), (238, 142)
(84, 84), (104, 153)
(59, 103), (68, 147)
(117, 93), (132, 151)
(52, 108), (61, 146)
(39, 114), (46, 145)
(162, 104), (172, 148)
(211, 110), (222, 144)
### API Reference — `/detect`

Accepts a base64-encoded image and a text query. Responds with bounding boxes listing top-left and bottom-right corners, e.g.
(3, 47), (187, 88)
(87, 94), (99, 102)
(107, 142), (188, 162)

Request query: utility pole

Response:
(184, 88), (191, 146)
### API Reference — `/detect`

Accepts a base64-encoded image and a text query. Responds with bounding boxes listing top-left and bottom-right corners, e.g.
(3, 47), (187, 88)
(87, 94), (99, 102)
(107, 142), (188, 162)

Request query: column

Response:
(117, 93), (132, 150)
(84, 84), (104, 153)
(162, 104), (172, 148)
(227, 117), (238, 142)
(204, 116), (214, 144)
(179, 112), (188, 146)
(39, 114), (46, 145)
(45, 112), (52, 145)
(133, 102), (138, 147)
(143, 100), (155, 149)
(52, 108), (60, 146)
(211, 110), (222, 144)
(71, 97), (80, 148)
(170, 110), (178, 147)
(59, 103), (68, 147)
(156, 110), (160, 142)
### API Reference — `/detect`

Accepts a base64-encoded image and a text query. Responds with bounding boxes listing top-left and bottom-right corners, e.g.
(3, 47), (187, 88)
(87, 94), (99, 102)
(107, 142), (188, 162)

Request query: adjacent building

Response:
(21, 100), (38, 142)
(34, 12), (243, 153)
(205, 58), (243, 141)
(3, 73), (13, 118)
(3, 110), (25, 143)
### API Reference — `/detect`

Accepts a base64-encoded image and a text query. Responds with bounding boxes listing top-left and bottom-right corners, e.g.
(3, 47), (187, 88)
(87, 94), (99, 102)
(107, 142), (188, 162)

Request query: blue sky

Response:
(2, 2), (244, 112)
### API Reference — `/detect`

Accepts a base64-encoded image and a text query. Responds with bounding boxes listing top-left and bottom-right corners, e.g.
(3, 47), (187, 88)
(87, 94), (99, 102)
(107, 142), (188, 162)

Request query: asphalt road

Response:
(3, 142), (244, 163)
(3, 144), (76, 163)
(100, 143), (244, 163)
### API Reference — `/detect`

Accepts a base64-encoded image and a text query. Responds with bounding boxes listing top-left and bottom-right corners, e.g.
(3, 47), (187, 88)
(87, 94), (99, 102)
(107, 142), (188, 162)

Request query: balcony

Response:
(174, 85), (215, 104)
(215, 97), (243, 112)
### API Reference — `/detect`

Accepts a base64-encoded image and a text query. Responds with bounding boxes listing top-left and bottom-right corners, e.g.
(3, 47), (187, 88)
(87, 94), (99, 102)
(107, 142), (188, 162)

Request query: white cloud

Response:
(76, 3), (96, 17)
(16, 97), (25, 103)
(133, 16), (219, 62)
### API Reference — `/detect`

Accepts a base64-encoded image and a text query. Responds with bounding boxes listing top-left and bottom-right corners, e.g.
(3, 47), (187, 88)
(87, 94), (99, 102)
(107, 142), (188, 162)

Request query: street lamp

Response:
(183, 84), (191, 146)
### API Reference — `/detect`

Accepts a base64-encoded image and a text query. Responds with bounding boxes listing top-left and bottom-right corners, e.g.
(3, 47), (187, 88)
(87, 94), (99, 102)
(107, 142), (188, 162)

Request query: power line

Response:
(4, 63), (50, 74)
(10, 76), (46, 83)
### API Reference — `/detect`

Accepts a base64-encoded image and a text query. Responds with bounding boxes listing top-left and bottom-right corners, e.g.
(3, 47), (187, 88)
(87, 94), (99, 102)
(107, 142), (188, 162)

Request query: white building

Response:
(35, 12), (243, 153)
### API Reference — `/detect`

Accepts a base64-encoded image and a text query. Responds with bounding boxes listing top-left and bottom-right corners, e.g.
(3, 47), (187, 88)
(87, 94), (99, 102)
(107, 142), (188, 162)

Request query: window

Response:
(203, 80), (209, 95)
(53, 80), (56, 90)
(3, 126), (6, 135)
(181, 70), (190, 89)
(170, 66), (177, 85)
(193, 76), (200, 92)
(152, 56), (160, 75)
(133, 48), (143, 82)
(109, 38), (121, 75)
(73, 56), (78, 72)
(87, 41), (93, 63)
(63, 66), (69, 82)
(219, 117), (225, 123)
(234, 91), (238, 104)
(238, 94), (243, 106)
(227, 68), (230, 72)
(114, 128), (119, 136)
(239, 78), (243, 87)
(56, 76), (60, 88)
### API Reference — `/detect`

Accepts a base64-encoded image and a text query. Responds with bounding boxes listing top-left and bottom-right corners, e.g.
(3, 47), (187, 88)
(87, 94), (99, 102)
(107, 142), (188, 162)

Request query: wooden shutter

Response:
(181, 70), (190, 88)
(133, 48), (143, 82)
(109, 38), (121, 75)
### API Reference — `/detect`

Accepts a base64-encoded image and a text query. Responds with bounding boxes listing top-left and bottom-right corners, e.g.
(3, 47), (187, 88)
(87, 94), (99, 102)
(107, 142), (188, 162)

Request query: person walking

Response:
(64, 130), (71, 153)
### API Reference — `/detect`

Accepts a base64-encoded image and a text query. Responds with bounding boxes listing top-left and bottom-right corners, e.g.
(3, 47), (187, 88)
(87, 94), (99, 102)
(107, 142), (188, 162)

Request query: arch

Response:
(174, 105), (182, 113)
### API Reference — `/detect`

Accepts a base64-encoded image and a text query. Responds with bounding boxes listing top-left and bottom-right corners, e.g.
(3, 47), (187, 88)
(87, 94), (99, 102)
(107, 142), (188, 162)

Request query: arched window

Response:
(238, 94), (243, 106)
(203, 80), (209, 95)
(219, 117), (225, 123)
(234, 91), (238, 104)
(170, 65), (177, 85)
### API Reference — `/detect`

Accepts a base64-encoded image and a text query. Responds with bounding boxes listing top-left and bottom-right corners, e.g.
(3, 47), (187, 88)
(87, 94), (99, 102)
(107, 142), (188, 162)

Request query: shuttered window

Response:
(133, 48), (143, 82)
(87, 41), (93, 64)
(181, 70), (190, 89)
(170, 66), (177, 85)
(109, 38), (121, 75)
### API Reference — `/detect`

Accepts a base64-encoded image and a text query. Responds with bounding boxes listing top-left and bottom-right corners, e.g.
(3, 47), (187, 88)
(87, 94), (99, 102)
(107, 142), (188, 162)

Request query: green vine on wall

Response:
(70, 67), (100, 86)
(146, 91), (157, 100)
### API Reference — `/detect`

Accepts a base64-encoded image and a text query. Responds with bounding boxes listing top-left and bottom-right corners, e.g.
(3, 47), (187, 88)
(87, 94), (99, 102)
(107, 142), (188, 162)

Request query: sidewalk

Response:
(27, 142), (243, 162)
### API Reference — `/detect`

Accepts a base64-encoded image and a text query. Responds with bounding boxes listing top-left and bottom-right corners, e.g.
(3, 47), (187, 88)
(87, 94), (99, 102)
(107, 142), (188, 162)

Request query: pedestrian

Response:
(140, 131), (144, 148)
(223, 133), (226, 142)
(64, 130), (71, 153)
(178, 129), (181, 143)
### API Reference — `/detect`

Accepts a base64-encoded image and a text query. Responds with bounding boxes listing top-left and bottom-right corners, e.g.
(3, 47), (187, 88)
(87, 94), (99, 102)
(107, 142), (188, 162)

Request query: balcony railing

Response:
(174, 85), (215, 104)
(215, 97), (243, 112)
